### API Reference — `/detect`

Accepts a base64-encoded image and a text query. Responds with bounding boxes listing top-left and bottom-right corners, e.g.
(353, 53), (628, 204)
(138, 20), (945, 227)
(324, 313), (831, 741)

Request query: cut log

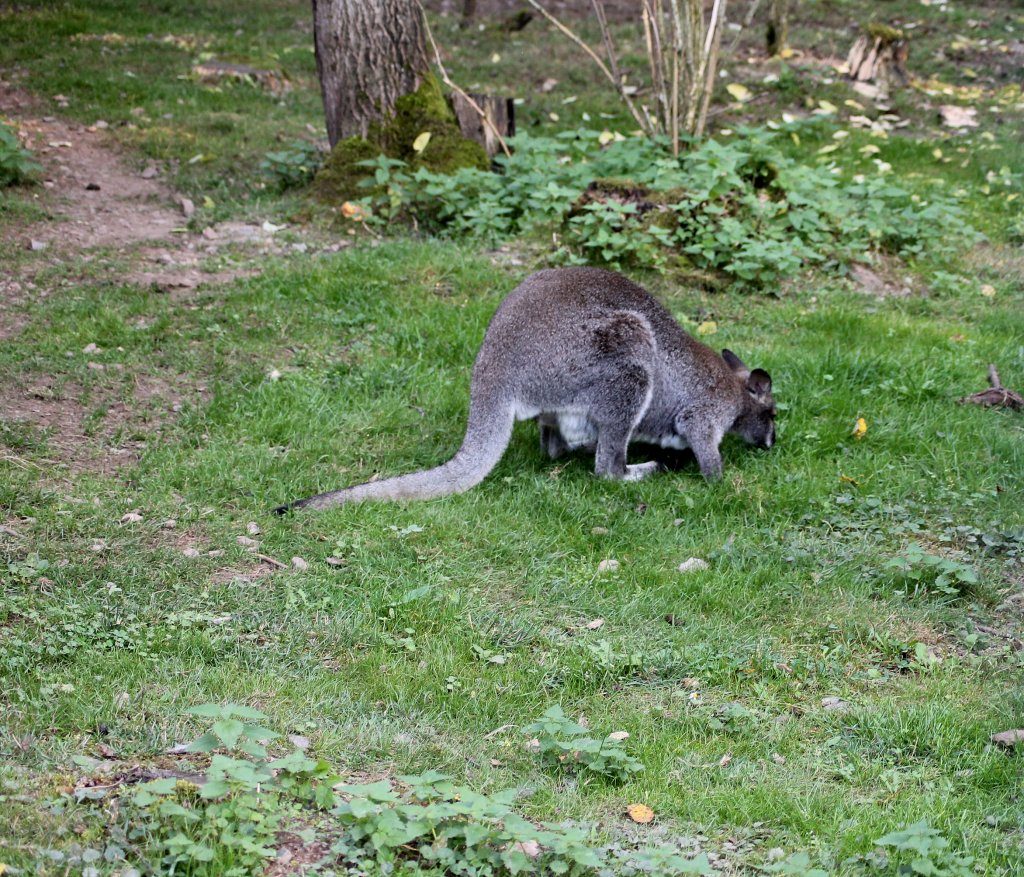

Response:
(845, 24), (909, 92)
(450, 92), (515, 159)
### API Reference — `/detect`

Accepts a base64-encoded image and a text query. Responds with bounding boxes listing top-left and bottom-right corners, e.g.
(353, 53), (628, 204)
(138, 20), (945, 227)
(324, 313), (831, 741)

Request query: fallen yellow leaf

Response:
(852, 417), (868, 439)
(412, 131), (431, 153)
(340, 201), (368, 221)
(726, 82), (752, 102)
(627, 803), (655, 824)
(696, 320), (717, 336)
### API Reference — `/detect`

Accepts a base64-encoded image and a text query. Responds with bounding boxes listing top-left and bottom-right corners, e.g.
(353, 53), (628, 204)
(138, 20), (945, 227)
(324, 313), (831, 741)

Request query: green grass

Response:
(2, 242), (1022, 873)
(2, 0), (1023, 874)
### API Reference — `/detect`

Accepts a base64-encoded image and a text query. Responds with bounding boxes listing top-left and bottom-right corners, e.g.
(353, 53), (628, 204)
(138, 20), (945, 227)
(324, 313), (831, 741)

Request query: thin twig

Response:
(696, 0), (728, 137)
(988, 364), (1002, 390)
(416, 0), (512, 158)
(484, 723), (515, 739)
(525, 0), (651, 134)
(257, 553), (289, 569)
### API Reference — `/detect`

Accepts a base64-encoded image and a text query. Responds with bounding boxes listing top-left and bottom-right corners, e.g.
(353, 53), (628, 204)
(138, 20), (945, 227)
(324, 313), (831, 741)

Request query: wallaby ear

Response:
(746, 368), (772, 400)
(722, 349), (749, 375)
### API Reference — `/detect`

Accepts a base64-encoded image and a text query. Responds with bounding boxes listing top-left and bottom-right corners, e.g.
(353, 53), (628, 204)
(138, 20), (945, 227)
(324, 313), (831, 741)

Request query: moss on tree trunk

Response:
(313, 74), (489, 204)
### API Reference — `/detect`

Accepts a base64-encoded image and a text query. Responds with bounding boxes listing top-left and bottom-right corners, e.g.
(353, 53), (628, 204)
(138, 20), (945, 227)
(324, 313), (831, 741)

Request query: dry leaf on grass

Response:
(939, 105), (978, 128)
(626, 803), (655, 824)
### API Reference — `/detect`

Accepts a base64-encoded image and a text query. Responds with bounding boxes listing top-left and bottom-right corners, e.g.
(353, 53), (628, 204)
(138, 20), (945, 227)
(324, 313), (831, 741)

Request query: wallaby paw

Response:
(622, 461), (662, 482)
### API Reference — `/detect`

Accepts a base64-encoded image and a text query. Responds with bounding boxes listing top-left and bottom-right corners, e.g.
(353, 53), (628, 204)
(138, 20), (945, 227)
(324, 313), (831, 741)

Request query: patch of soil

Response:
(0, 380), (141, 475)
(0, 82), (182, 251)
(848, 257), (917, 298)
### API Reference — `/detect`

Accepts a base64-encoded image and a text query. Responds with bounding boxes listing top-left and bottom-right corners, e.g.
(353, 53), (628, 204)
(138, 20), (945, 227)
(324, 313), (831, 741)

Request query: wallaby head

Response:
(721, 348), (776, 450)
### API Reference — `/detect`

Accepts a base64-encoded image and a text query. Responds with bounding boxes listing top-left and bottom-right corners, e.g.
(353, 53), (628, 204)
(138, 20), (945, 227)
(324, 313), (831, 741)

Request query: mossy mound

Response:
(313, 74), (489, 204)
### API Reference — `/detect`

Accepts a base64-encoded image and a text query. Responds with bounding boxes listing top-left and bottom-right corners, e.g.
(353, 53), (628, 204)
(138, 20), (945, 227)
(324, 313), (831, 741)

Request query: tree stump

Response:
(845, 24), (910, 91)
(450, 93), (516, 159)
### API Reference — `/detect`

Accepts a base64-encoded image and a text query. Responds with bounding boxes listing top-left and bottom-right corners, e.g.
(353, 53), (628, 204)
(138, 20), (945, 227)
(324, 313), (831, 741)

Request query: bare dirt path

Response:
(0, 81), (259, 474)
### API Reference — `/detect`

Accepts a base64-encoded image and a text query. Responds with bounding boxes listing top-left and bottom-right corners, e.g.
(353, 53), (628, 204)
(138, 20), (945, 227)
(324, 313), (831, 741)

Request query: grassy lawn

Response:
(1, 1), (1023, 875)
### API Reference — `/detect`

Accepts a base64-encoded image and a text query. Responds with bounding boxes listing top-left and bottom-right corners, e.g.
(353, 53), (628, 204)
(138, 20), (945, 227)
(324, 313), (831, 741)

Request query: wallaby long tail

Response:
(273, 397), (515, 513)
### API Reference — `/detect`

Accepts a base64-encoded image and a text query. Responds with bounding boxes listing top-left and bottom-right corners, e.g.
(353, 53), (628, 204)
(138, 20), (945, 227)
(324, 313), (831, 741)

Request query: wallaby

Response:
(274, 267), (776, 513)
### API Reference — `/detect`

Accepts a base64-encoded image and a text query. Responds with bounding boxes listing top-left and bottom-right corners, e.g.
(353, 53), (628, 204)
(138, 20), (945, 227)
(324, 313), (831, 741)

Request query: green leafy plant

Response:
(348, 124), (975, 287)
(85, 705), (708, 875)
(523, 705), (644, 782)
(0, 119), (41, 186)
(874, 821), (974, 877)
(113, 704), (339, 875)
(184, 702), (280, 758)
(884, 543), (979, 597)
(331, 771), (711, 876)
(259, 140), (323, 189)
(760, 851), (830, 876)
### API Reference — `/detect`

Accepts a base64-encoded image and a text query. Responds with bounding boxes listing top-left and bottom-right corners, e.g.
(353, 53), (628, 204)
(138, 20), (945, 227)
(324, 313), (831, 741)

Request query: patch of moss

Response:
(313, 74), (488, 204)
(312, 136), (380, 204)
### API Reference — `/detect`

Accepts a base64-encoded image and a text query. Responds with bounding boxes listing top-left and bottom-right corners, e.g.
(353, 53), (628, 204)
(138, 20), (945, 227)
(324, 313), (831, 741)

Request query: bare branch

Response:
(525, 0), (653, 135)
(416, 0), (512, 157)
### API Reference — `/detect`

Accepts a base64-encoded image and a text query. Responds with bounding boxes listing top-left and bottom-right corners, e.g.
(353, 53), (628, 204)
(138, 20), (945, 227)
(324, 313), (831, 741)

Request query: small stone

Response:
(291, 556), (309, 571)
(82, 342), (101, 354)
(140, 164), (158, 179)
(207, 549), (224, 557)
(990, 729), (1024, 749)
(236, 535), (259, 551)
(182, 548), (201, 558)
(673, 518), (684, 526)
(130, 106), (146, 117)
(94, 119), (109, 129)
(288, 734), (310, 750)
(27, 239), (47, 251)
(586, 618), (605, 630)
(160, 519), (176, 529)
(120, 510), (143, 524)
(178, 196), (195, 218)
(86, 361), (105, 370)
(597, 558), (620, 573)
(678, 557), (709, 573)
(591, 526), (609, 535)
(246, 521), (261, 536)
(821, 696), (850, 712)
(325, 556), (346, 567)
(607, 731), (629, 741)
(771, 752), (786, 765)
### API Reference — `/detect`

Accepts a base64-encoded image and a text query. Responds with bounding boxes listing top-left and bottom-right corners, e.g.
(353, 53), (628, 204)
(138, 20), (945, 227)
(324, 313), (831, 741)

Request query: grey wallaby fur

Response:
(274, 267), (776, 513)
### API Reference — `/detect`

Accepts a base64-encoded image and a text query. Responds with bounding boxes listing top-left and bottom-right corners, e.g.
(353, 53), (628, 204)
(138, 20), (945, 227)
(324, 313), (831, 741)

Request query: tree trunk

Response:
(460, 0), (477, 29)
(312, 0), (431, 148)
(766, 0), (788, 56)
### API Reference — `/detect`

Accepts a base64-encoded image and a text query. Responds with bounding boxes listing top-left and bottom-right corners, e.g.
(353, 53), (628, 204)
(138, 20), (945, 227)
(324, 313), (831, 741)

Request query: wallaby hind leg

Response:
(538, 416), (569, 459)
(592, 362), (656, 481)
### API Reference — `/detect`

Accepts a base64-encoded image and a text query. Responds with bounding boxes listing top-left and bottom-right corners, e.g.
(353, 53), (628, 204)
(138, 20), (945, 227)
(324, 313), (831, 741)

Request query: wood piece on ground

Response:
(845, 24), (909, 90)
(959, 364), (1024, 410)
